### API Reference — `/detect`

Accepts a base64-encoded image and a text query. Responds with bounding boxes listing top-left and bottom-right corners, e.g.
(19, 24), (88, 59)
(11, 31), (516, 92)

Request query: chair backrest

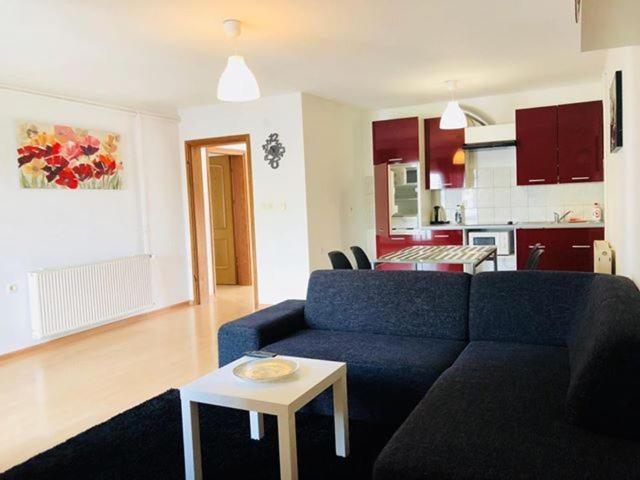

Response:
(328, 251), (353, 269)
(525, 243), (545, 270)
(350, 246), (372, 270)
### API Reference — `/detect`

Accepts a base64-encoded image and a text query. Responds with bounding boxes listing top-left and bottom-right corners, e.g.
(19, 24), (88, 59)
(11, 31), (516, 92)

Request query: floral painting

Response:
(16, 122), (122, 189)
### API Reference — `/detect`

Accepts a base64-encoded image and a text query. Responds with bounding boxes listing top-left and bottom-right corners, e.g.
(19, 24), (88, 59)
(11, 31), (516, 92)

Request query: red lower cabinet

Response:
(516, 228), (604, 272)
(376, 230), (463, 271)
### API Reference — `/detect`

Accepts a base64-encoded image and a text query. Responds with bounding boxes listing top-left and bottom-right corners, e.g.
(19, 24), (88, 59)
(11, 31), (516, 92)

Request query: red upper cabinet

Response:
(374, 163), (390, 238)
(516, 106), (558, 186)
(424, 118), (465, 189)
(558, 101), (604, 183)
(372, 117), (420, 165)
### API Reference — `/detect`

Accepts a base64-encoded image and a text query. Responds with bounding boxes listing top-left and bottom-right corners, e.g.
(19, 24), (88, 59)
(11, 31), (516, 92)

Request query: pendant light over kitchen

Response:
(439, 80), (467, 130)
(217, 19), (260, 102)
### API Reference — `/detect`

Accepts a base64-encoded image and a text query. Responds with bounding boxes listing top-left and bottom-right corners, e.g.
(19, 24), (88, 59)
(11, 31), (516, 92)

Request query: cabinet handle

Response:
(528, 179), (545, 183)
(528, 245), (546, 248)
(390, 237), (405, 241)
(388, 158), (403, 163)
(434, 234), (449, 238)
(571, 176), (590, 181)
(572, 245), (591, 249)
(442, 183), (453, 186)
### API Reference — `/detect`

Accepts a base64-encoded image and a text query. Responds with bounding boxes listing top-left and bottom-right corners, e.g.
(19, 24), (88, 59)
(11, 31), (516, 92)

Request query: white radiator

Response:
(28, 255), (153, 339)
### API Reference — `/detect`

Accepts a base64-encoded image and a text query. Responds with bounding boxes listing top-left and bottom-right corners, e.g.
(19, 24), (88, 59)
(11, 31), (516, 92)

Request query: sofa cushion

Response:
(567, 275), (640, 439)
(265, 329), (466, 424)
(305, 270), (471, 340)
(469, 271), (597, 346)
(374, 341), (640, 480)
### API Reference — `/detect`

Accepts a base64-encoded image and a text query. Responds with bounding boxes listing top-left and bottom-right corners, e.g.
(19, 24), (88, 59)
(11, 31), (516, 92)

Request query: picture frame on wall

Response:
(610, 70), (623, 153)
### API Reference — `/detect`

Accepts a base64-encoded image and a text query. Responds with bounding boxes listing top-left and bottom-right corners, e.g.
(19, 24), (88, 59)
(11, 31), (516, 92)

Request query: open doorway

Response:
(184, 135), (258, 308)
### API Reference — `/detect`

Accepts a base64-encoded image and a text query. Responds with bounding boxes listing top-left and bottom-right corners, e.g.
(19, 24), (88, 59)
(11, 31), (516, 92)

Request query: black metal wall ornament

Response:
(262, 133), (285, 169)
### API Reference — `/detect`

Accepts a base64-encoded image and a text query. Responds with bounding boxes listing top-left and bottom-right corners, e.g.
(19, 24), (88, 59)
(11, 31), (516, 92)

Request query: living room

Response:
(1, 1), (640, 479)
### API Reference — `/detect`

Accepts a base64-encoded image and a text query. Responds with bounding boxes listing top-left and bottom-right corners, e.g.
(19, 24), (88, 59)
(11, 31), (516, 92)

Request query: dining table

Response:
(372, 245), (498, 274)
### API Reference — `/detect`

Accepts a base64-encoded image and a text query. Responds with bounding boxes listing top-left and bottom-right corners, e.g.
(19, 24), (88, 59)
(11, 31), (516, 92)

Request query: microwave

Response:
(468, 231), (514, 256)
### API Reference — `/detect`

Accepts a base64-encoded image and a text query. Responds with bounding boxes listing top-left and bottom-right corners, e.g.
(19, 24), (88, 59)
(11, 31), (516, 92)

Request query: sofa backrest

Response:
(566, 274), (640, 439)
(305, 270), (471, 340)
(468, 271), (597, 346)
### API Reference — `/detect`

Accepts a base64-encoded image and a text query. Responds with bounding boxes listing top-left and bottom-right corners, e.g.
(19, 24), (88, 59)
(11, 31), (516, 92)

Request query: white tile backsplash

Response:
(430, 158), (604, 225)
(476, 168), (493, 188)
(477, 208), (495, 224)
(493, 188), (511, 208)
(476, 188), (494, 208)
(510, 186), (528, 207)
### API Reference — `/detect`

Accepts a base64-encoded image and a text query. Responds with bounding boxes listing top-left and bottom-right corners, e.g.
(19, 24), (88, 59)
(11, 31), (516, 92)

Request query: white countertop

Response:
(421, 221), (604, 231)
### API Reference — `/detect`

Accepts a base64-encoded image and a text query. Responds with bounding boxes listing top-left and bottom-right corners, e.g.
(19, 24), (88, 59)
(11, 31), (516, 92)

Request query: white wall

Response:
(602, 46), (640, 282)
(300, 94), (367, 270)
(0, 88), (190, 355)
(179, 93), (311, 304)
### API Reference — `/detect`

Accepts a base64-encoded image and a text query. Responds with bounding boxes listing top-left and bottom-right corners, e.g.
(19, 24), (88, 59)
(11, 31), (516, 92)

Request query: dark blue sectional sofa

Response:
(218, 270), (640, 479)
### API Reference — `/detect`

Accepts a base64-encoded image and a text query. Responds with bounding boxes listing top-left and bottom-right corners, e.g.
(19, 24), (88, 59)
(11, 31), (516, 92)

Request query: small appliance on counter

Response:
(430, 205), (449, 225)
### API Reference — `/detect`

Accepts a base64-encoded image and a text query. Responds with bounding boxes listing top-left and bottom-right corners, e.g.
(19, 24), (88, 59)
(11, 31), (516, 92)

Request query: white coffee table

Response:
(179, 355), (349, 480)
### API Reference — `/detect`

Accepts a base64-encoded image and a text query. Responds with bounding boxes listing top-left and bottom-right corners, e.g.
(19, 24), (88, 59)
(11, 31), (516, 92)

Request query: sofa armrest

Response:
(218, 299), (306, 366)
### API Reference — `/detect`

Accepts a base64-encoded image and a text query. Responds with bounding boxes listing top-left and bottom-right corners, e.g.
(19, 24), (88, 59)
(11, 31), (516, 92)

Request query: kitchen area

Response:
(373, 100), (607, 273)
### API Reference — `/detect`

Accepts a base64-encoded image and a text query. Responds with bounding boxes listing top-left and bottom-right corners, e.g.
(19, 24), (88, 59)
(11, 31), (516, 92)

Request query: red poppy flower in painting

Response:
(79, 135), (100, 156)
(73, 163), (93, 181)
(62, 141), (83, 161)
(93, 154), (117, 179)
(54, 168), (79, 189)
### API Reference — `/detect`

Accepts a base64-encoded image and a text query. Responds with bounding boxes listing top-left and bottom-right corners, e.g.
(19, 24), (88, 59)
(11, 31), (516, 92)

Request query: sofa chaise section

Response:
(218, 270), (471, 424)
(374, 272), (640, 479)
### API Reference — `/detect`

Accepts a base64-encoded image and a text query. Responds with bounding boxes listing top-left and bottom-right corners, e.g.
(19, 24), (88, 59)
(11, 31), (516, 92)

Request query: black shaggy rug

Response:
(1, 389), (396, 480)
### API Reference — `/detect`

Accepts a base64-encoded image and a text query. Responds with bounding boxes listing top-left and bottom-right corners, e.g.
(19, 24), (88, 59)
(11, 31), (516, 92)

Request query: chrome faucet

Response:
(553, 210), (572, 223)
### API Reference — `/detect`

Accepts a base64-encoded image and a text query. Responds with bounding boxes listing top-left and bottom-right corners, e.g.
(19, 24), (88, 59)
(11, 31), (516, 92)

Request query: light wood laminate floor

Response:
(0, 286), (258, 472)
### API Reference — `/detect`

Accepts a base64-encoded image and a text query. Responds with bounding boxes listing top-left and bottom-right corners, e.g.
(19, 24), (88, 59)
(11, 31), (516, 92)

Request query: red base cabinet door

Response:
(516, 106), (558, 186)
(424, 118), (465, 189)
(558, 101), (604, 183)
(517, 228), (604, 271)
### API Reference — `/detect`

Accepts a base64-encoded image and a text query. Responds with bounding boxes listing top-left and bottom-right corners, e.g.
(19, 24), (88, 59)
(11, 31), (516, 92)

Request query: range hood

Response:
(463, 123), (516, 150)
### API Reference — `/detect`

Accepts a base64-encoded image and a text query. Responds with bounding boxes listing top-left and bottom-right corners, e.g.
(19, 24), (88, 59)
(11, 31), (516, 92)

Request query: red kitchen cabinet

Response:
(374, 163), (390, 238)
(372, 117), (420, 165)
(375, 230), (463, 271)
(425, 118), (465, 189)
(516, 106), (558, 185)
(558, 101), (604, 183)
(516, 227), (604, 272)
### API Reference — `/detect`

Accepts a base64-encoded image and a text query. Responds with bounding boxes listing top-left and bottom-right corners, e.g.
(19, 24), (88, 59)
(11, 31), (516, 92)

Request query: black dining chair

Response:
(350, 246), (372, 270)
(525, 243), (545, 270)
(328, 251), (353, 270)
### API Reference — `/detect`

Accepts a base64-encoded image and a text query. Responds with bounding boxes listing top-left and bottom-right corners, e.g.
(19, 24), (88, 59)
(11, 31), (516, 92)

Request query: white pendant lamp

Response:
(217, 19), (260, 102)
(439, 80), (467, 130)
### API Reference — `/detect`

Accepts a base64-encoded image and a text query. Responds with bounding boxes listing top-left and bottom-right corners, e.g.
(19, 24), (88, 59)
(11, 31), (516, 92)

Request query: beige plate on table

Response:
(233, 358), (299, 383)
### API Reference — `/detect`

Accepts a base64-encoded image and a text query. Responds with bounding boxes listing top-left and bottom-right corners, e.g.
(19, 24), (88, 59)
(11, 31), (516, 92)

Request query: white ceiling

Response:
(1, 0), (605, 115)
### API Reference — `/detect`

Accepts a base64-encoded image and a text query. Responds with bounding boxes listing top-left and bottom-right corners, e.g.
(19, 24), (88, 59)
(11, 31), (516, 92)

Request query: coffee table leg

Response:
(277, 412), (298, 480)
(333, 374), (350, 457)
(250, 411), (264, 440)
(181, 398), (202, 480)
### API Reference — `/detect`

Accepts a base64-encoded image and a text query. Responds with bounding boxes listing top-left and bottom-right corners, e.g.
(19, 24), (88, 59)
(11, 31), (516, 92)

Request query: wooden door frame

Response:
(184, 134), (258, 308)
